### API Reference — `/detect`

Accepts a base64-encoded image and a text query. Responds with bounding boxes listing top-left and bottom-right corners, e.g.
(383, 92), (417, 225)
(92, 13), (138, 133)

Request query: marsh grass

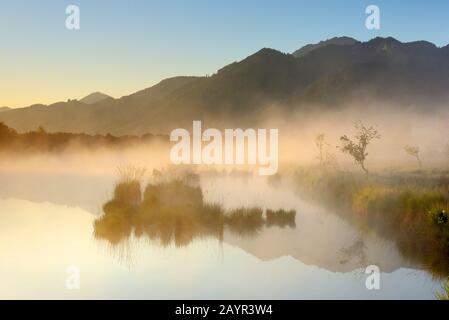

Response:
(94, 166), (146, 243)
(266, 209), (296, 228)
(113, 166), (146, 205)
(225, 208), (265, 237)
(94, 178), (296, 246)
(436, 280), (449, 300)
(143, 180), (203, 208)
(117, 165), (146, 183)
(294, 167), (449, 277)
(93, 201), (134, 245)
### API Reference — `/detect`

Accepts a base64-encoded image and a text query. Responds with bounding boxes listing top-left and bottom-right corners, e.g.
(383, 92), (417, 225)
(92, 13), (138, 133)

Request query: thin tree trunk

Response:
(416, 155), (422, 168)
(361, 162), (369, 176)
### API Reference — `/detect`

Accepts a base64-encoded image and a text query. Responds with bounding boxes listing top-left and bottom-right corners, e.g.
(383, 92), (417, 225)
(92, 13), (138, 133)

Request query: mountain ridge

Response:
(1, 36), (448, 135)
(292, 36), (359, 58)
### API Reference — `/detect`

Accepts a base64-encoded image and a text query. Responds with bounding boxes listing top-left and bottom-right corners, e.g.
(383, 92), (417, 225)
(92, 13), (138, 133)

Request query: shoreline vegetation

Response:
(93, 168), (296, 247)
(300, 122), (449, 297)
(0, 122), (167, 154)
(293, 167), (449, 280)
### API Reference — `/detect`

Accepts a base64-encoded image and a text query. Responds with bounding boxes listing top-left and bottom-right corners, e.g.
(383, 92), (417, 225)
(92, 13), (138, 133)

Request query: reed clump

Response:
(94, 177), (296, 246)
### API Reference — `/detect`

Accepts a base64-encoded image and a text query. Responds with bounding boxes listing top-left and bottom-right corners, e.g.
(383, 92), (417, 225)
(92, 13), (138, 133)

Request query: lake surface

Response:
(0, 170), (443, 299)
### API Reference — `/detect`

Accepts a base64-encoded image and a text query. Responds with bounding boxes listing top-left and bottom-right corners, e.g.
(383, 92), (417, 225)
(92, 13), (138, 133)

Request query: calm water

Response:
(0, 171), (443, 299)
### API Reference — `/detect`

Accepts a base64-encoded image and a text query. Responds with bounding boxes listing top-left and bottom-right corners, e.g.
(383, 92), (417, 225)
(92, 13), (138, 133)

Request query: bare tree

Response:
(315, 133), (339, 169)
(323, 148), (338, 170)
(315, 133), (325, 166)
(404, 145), (422, 168)
(339, 122), (381, 175)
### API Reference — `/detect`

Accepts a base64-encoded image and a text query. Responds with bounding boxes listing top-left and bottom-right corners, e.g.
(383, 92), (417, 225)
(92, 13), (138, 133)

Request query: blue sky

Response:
(1, 0), (448, 107)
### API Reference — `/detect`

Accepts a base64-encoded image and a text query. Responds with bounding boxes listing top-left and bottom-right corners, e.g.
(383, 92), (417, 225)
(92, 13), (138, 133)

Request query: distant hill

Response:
(1, 37), (448, 135)
(80, 92), (112, 104)
(0, 107), (10, 113)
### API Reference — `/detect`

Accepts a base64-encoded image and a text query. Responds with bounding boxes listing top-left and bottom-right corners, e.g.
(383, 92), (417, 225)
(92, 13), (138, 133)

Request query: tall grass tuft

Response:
(114, 165), (146, 205)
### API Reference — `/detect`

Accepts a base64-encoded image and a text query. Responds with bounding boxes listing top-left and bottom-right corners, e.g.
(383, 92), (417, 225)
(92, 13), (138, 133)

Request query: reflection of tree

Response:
(94, 179), (296, 247)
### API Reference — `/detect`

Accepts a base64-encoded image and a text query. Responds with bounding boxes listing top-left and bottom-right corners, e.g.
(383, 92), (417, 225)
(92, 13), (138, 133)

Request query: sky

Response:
(1, 0), (448, 107)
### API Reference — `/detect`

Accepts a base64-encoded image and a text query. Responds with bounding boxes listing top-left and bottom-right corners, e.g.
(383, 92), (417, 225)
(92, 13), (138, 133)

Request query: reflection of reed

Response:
(225, 208), (264, 237)
(94, 177), (296, 247)
(266, 209), (296, 228)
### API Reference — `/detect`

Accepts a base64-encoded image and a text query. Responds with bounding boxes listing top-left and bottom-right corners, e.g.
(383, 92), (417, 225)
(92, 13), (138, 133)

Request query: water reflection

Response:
(94, 178), (296, 247)
(0, 170), (444, 299)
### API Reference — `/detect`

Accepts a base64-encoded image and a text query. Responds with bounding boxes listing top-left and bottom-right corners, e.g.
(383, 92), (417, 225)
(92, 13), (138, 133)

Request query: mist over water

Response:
(0, 149), (445, 299)
(0, 100), (448, 299)
(0, 171), (441, 299)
